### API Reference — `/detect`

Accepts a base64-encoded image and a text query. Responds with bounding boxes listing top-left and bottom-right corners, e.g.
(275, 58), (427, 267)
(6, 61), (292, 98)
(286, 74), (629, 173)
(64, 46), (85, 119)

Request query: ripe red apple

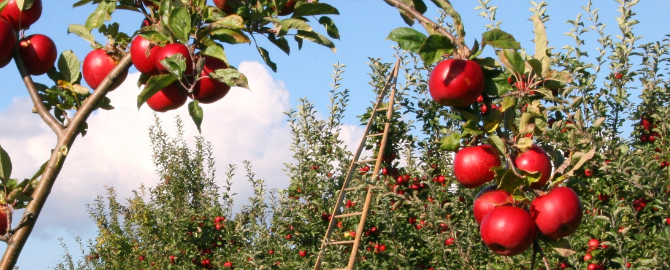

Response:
(479, 206), (535, 256)
(588, 239), (600, 248)
(529, 187), (583, 239)
(444, 237), (455, 246)
(428, 59), (484, 107)
(666, 217), (670, 226)
(0, 0), (41, 30)
(82, 49), (128, 91)
(633, 197), (647, 211)
(146, 83), (187, 112)
(155, 43), (193, 75)
(299, 250), (307, 257)
(514, 145), (553, 188)
(130, 35), (163, 75)
(453, 145), (501, 188)
(0, 209), (7, 235)
(18, 34), (57, 75)
(0, 55), (10, 68)
(278, 0), (297, 16)
(0, 18), (16, 61)
(473, 185), (511, 224)
(223, 261), (233, 268)
(213, 0), (239, 13)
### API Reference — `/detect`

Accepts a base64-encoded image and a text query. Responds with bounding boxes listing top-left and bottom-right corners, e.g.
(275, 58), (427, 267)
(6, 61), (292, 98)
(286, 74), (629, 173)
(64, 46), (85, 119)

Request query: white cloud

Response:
(0, 61), (298, 268)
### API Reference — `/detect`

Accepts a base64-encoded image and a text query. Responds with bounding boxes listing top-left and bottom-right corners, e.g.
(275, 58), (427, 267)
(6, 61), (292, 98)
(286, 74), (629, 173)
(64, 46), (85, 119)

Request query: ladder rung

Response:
(328, 240), (355, 245)
(343, 187), (358, 191)
(334, 212), (363, 219)
(329, 268), (347, 270)
(355, 159), (377, 164)
(366, 132), (384, 137)
(375, 107), (388, 111)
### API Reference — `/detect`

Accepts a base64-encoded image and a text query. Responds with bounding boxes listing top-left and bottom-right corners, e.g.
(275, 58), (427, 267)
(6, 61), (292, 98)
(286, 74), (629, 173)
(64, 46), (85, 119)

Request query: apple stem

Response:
(532, 239), (551, 270)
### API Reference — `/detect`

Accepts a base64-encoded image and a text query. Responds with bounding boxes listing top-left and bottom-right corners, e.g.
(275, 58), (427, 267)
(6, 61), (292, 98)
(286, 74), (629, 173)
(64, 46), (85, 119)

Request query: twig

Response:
(381, 0), (470, 58)
(11, 47), (64, 137)
(534, 239), (551, 270)
(0, 53), (133, 270)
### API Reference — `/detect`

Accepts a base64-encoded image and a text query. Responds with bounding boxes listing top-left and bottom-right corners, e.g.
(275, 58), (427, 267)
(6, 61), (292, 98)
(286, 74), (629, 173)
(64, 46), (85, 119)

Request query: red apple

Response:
(130, 35), (163, 75)
(18, 34), (57, 75)
(146, 83), (187, 112)
(155, 43), (193, 76)
(298, 250), (307, 257)
(514, 145), (553, 188)
(192, 56), (231, 103)
(453, 145), (501, 188)
(633, 197), (647, 211)
(82, 49), (128, 91)
(278, 0), (297, 16)
(0, 18), (16, 61)
(473, 186), (511, 224)
(588, 239), (600, 248)
(428, 59), (484, 107)
(0, 0), (42, 30)
(529, 187), (583, 239)
(444, 237), (455, 246)
(213, 0), (239, 14)
(0, 55), (11, 68)
(479, 206), (535, 256)
(0, 209), (7, 235)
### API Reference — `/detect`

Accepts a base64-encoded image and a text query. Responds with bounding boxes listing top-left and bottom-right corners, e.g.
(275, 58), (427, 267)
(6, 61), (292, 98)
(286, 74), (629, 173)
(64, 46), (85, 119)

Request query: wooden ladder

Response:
(313, 58), (400, 270)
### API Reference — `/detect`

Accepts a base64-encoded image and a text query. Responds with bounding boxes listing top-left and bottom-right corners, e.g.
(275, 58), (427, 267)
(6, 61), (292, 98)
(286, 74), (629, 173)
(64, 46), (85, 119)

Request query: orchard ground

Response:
(1, 1), (670, 268)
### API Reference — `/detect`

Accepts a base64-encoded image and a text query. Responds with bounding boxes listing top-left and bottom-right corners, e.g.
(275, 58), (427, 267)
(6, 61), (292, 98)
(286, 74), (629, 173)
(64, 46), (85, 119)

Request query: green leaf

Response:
(67, 24), (96, 45)
(412, 0), (427, 14)
(139, 30), (170, 44)
(295, 30), (336, 52)
(16, 0), (35, 11)
(294, 35), (303, 50)
(58, 50), (81, 84)
(0, 1), (6, 13)
(72, 0), (93, 7)
(318, 16), (339, 40)
(267, 34), (290, 55)
(546, 238), (577, 257)
(418, 35), (453, 65)
(188, 101), (203, 134)
(481, 29), (520, 49)
(85, 1), (112, 30)
(0, 145), (11, 182)
(565, 148), (596, 177)
(531, 15), (550, 76)
(137, 75), (177, 109)
(211, 68), (250, 90)
(211, 14), (245, 29)
(386, 27), (427, 53)
(487, 135), (506, 157)
(201, 44), (228, 65)
(516, 137), (533, 152)
(169, 7), (191, 43)
(256, 47), (277, 72)
(159, 53), (187, 78)
(292, 3), (339, 17)
(502, 49), (524, 76)
(439, 132), (461, 151)
(281, 18), (312, 31)
(210, 28), (251, 44)
(527, 59), (542, 76)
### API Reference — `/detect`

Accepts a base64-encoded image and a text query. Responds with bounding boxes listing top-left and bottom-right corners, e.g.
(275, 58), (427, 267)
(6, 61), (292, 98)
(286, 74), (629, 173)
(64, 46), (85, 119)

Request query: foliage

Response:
(46, 0), (670, 269)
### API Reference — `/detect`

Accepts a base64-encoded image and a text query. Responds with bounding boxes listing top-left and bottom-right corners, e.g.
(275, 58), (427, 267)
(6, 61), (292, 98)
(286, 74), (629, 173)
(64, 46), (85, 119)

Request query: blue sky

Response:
(1, 0), (670, 268)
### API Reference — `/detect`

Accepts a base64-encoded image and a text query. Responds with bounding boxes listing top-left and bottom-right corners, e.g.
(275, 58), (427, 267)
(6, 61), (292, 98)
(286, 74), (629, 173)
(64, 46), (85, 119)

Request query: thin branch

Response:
(382, 0), (470, 58)
(0, 53), (133, 270)
(11, 47), (65, 137)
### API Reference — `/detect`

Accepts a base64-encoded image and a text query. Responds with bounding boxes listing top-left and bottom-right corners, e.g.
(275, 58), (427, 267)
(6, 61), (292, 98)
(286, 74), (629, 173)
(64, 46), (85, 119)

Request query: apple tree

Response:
(0, 0), (340, 268)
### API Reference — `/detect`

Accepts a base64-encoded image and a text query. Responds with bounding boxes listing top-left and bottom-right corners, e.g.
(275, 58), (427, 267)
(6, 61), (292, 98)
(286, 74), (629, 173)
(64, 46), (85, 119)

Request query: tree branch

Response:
(0, 53), (133, 270)
(11, 47), (65, 137)
(381, 0), (470, 58)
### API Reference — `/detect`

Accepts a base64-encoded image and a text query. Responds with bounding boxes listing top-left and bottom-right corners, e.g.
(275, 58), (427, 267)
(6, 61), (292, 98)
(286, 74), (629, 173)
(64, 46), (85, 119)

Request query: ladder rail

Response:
(314, 58), (401, 270)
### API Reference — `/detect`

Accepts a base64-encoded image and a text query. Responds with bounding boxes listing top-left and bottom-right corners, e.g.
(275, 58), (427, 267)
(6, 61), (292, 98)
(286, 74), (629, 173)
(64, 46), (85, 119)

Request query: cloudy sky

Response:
(2, 1), (670, 268)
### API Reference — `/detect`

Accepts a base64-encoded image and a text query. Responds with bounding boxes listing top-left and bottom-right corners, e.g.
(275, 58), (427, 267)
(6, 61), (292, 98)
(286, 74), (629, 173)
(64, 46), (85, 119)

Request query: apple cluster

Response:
(0, 0), (57, 75)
